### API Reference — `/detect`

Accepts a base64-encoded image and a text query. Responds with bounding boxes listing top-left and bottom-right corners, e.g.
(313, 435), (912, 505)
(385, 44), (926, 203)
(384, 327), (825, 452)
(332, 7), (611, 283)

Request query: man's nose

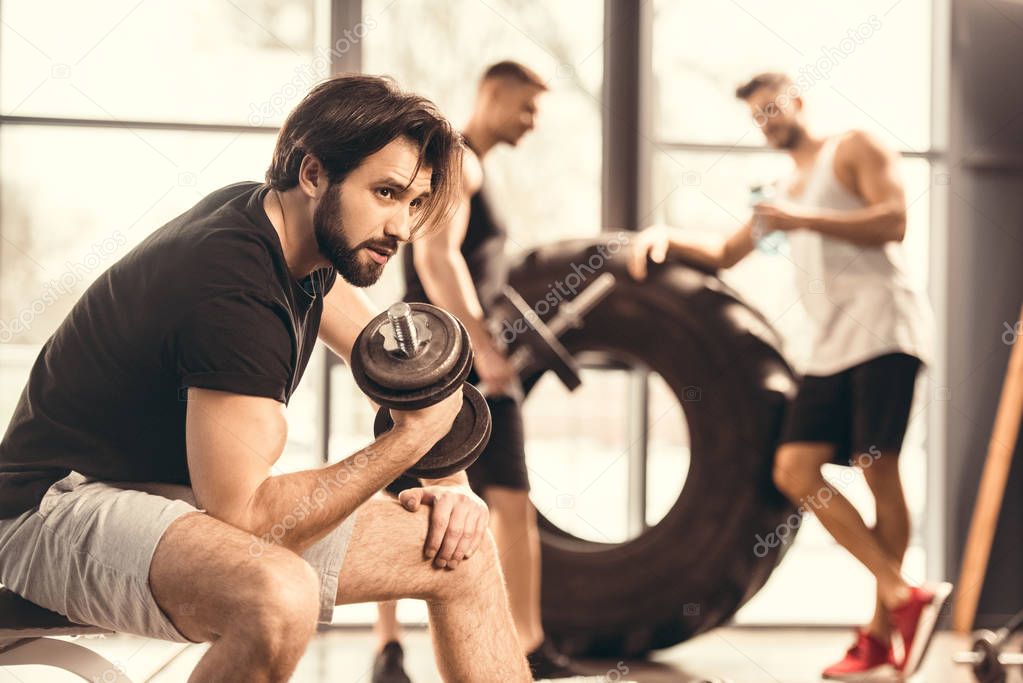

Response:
(384, 211), (412, 242)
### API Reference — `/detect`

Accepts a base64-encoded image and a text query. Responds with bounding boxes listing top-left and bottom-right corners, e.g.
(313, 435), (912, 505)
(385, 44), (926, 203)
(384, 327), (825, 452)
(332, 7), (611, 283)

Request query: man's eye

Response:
(377, 188), (393, 199)
(410, 197), (423, 210)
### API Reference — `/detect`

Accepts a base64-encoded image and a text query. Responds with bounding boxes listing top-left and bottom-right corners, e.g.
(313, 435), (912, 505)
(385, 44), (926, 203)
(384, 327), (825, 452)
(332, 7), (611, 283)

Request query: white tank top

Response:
(779, 135), (933, 375)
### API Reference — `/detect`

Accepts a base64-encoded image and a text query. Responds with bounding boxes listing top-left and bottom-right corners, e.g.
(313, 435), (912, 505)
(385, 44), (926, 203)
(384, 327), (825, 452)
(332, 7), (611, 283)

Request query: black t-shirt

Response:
(0, 182), (335, 518)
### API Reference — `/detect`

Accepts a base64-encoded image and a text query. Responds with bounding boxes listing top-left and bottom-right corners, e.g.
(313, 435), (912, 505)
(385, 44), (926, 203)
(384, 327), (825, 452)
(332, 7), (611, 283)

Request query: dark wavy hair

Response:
(266, 74), (462, 235)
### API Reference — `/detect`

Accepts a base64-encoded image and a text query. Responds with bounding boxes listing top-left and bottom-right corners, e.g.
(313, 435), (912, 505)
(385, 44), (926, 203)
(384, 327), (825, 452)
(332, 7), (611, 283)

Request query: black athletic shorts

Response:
(384, 371), (529, 496)
(779, 352), (922, 466)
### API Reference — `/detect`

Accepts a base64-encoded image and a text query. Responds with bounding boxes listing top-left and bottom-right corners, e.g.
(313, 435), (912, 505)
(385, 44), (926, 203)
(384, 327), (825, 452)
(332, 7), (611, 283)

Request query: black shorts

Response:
(384, 389), (529, 496)
(780, 352), (922, 466)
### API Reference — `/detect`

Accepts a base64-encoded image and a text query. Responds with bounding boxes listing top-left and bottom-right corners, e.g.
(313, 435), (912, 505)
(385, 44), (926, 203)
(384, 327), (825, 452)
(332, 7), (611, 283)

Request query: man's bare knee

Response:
(861, 453), (902, 495)
(773, 448), (823, 501)
(338, 498), (507, 607)
(773, 443), (830, 501)
(429, 529), (501, 603)
(150, 511), (319, 649)
(238, 549), (320, 661)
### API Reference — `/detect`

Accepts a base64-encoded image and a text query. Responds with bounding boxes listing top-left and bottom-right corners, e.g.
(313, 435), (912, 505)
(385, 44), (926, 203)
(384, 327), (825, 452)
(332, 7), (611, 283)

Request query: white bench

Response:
(0, 586), (133, 682)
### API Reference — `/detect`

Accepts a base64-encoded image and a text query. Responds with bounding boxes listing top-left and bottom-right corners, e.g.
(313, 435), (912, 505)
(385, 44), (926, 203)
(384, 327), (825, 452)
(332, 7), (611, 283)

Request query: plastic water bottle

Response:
(749, 185), (788, 255)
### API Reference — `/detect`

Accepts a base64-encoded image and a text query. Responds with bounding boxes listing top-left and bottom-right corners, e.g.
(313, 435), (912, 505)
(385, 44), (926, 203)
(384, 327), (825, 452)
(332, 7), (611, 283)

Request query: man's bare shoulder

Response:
(835, 129), (898, 166)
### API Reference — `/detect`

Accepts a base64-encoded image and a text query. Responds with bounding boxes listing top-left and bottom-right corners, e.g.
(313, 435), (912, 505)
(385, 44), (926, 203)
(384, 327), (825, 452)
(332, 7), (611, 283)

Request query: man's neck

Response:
(262, 188), (326, 280)
(462, 117), (498, 159)
(788, 132), (827, 169)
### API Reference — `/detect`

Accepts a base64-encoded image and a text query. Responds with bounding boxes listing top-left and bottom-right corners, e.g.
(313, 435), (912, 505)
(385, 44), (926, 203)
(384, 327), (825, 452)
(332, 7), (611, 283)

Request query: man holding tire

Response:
(629, 71), (951, 679)
(373, 61), (583, 682)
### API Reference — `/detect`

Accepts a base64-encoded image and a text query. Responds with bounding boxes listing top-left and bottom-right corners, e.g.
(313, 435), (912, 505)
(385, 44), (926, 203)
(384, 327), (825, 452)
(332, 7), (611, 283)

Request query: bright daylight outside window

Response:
(0, 0), (328, 472)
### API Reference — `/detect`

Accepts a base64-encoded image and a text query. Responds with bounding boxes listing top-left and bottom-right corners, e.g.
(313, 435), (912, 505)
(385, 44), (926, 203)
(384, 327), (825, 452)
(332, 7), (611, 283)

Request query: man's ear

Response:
(297, 155), (328, 199)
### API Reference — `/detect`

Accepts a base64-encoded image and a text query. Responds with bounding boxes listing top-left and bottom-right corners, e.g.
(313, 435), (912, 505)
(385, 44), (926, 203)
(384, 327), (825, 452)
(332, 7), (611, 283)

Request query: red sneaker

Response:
(889, 582), (953, 676)
(822, 630), (894, 680)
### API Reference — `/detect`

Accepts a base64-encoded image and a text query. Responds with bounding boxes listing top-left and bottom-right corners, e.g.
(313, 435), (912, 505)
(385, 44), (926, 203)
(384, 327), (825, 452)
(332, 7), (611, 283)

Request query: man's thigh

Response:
(0, 472), (199, 642)
(149, 508), (327, 643)
(335, 496), (497, 606)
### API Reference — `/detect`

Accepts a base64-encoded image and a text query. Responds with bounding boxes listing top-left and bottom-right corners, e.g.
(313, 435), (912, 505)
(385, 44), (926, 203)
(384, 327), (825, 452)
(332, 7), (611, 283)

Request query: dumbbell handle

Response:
(507, 273), (617, 373)
(953, 651), (1023, 665)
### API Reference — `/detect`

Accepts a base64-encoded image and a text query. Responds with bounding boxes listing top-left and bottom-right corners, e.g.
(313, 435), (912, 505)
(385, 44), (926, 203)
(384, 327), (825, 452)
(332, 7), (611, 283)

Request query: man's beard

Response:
(314, 184), (392, 287)
(773, 124), (804, 150)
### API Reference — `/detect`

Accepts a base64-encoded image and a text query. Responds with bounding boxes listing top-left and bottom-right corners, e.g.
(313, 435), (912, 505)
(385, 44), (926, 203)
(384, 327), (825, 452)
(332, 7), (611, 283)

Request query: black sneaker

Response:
(372, 640), (412, 683)
(526, 638), (584, 679)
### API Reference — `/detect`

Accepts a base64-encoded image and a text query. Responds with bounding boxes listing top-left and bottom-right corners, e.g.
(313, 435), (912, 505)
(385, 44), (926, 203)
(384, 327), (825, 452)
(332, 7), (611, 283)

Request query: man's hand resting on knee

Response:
(397, 475), (488, 571)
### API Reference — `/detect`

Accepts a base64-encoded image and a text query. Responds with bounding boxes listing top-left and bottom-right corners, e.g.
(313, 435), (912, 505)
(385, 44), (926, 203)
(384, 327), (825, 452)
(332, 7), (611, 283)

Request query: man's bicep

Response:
(185, 387), (287, 532)
(318, 281), (377, 363)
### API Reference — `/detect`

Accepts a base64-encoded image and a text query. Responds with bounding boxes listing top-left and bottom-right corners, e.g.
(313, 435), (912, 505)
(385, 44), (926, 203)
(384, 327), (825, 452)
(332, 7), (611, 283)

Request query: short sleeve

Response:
(172, 291), (294, 402)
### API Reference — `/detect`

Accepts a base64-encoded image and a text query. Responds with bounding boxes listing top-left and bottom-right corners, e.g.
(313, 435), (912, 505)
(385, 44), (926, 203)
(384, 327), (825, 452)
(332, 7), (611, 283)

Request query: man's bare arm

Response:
(628, 221), (754, 279)
(186, 387), (453, 556)
(317, 278), (378, 365)
(413, 193), (492, 345)
(317, 273), (473, 493)
(805, 130), (907, 245)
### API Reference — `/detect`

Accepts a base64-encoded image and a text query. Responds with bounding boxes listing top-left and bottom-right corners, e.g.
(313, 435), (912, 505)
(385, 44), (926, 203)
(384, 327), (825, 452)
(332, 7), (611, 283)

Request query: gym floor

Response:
(3, 627), (1007, 682)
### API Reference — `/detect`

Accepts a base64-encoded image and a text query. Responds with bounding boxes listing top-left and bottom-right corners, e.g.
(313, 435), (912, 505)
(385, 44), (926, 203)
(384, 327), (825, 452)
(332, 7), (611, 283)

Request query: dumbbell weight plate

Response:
(354, 304), (466, 392)
(373, 383), (492, 478)
(352, 306), (473, 409)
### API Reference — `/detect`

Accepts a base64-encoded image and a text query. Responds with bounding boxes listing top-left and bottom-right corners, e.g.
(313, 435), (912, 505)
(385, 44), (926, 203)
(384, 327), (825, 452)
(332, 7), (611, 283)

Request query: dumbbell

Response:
(954, 607), (1023, 683)
(350, 302), (492, 479)
(490, 272), (618, 391)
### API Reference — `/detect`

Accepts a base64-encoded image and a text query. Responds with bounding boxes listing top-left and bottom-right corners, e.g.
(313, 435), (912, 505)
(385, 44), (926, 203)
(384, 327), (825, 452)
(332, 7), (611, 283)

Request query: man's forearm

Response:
(244, 428), (428, 555)
(804, 201), (905, 246)
(666, 238), (726, 270)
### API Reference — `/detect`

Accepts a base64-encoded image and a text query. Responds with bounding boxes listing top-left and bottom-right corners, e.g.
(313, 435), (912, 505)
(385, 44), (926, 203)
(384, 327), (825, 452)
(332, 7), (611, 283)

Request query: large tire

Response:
(508, 234), (799, 658)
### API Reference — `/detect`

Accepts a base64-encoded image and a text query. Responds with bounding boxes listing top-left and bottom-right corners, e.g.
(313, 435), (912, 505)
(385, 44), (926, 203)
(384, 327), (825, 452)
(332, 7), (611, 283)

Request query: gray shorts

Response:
(0, 472), (357, 643)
